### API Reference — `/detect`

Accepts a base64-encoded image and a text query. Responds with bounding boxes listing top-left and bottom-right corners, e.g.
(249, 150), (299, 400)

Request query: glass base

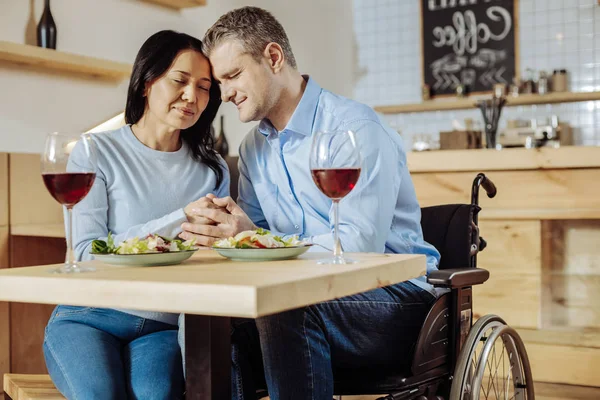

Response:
(316, 255), (358, 265)
(50, 263), (96, 274)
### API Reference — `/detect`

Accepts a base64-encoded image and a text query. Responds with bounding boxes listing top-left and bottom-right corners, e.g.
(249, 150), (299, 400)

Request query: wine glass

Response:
(310, 130), (362, 264)
(41, 133), (97, 273)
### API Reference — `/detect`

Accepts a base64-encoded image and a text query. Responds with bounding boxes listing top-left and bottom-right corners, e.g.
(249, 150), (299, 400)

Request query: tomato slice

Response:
(253, 240), (267, 249)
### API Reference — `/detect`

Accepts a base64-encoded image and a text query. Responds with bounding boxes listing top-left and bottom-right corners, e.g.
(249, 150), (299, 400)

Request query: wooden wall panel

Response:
(9, 153), (62, 226)
(412, 169), (600, 219)
(473, 220), (542, 329)
(1, 154), (9, 378)
(10, 235), (65, 374)
(0, 153), (8, 227)
(525, 342), (600, 387)
(542, 220), (600, 329)
(0, 227), (10, 379)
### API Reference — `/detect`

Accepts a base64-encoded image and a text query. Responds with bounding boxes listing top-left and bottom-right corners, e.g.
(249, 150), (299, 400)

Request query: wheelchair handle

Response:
(481, 175), (497, 198)
(471, 173), (497, 206)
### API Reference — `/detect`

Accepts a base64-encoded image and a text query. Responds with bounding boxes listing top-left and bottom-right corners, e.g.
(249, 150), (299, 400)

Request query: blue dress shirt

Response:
(237, 77), (441, 294)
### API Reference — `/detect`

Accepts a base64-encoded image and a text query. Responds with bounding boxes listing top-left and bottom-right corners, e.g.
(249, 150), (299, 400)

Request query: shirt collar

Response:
(257, 75), (321, 137)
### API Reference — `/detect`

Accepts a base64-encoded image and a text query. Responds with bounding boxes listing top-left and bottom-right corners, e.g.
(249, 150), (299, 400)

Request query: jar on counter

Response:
(552, 69), (568, 92)
(538, 71), (549, 95)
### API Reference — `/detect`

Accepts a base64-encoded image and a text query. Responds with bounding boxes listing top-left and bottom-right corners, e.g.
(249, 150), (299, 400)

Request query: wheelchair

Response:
(331, 173), (535, 400)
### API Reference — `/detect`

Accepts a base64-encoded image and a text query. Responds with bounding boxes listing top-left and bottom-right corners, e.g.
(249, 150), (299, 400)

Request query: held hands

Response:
(183, 196), (221, 225)
(180, 194), (257, 247)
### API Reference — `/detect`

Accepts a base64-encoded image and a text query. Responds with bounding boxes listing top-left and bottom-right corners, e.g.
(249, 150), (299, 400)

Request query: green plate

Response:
(91, 250), (197, 266)
(213, 246), (311, 262)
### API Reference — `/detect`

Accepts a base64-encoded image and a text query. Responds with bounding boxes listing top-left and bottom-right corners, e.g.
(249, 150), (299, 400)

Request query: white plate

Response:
(91, 250), (197, 266)
(213, 246), (311, 262)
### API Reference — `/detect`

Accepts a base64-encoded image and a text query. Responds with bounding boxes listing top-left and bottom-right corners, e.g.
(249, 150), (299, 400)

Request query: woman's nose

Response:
(182, 85), (197, 103)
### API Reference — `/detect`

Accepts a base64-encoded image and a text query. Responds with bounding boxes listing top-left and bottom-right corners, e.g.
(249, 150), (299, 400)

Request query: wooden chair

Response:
(3, 374), (64, 400)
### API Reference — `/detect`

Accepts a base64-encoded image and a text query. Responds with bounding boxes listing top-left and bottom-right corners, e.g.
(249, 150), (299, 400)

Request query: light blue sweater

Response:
(69, 125), (229, 325)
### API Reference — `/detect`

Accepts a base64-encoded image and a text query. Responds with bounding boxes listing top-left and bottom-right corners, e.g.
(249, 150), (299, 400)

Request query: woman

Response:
(43, 30), (227, 399)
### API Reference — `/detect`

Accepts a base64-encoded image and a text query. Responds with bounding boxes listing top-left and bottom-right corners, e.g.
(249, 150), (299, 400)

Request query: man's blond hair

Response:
(203, 6), (297, 69)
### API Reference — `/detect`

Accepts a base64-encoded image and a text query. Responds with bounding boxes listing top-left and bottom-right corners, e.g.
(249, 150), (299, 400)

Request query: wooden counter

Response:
(408, 146), (600, 220)
(409, 145), (600, 387)
(407, 146), (600, 172)
(3, 147), (600, 386)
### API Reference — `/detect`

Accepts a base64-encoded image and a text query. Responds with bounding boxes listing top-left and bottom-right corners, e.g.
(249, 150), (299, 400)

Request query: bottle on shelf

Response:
(37, 0), (57, 49)
(215, 115), (229, 158)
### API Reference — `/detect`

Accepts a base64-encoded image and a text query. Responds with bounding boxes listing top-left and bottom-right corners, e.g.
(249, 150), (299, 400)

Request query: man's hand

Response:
(183, 195), (221, 225)
(180, 196), (257, 246)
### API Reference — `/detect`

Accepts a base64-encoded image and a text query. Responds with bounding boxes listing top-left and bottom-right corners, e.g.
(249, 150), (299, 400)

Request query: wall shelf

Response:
(0, 41), (132, 81)
(140, 0), (206, 9)
(374, 91), (600, 114)
(10, 224), (64, 238)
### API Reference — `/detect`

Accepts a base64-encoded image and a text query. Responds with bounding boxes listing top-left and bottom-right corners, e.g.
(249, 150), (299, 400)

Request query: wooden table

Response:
(0, 250), (426, 399)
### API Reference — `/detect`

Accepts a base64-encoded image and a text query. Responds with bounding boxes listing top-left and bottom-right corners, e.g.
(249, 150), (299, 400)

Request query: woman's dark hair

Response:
(125, 30), (224, 187)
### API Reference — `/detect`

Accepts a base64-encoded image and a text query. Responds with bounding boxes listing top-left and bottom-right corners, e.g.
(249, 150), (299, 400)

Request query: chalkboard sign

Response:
(421, 0), (518, 97)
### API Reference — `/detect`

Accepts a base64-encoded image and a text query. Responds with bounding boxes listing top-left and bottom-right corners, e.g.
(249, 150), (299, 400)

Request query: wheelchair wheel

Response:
(450, 315), (534, 399)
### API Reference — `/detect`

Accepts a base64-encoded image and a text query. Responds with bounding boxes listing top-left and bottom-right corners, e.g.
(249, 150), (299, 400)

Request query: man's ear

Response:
(264, 42), (285, 73)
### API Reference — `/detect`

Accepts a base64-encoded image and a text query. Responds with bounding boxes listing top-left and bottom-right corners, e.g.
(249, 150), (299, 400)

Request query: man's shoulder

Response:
(239, 124), (267, 158)
(317, 89), (381, 126)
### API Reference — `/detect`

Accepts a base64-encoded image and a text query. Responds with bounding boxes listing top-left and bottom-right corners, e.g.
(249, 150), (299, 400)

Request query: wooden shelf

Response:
(10, 224), (64, 238)
(407, 146), (600, 173)
(0, 41), (132, 81)
(375, 91), (600, 114)
(140, 0), (206, 9)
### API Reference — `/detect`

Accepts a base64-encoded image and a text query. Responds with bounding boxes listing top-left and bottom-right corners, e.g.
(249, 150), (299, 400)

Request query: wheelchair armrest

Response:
(427, 268), (489, 288)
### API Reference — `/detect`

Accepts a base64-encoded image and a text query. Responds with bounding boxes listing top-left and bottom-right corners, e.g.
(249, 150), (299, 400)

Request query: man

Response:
(180, 6), (441, 400)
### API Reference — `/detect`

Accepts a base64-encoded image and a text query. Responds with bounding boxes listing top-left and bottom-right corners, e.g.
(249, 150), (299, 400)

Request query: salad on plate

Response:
(213, 228), (308, 249)
(91, 233), (197, 255)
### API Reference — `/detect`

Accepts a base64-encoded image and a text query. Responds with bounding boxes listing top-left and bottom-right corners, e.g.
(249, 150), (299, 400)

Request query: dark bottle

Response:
(215, 115), (229, 157)
(37, 0), (57, 49)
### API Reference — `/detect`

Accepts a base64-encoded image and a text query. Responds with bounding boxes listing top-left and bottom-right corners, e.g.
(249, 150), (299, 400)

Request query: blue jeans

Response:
(230, 281), (435, 400)
(43, 306), (184, 400)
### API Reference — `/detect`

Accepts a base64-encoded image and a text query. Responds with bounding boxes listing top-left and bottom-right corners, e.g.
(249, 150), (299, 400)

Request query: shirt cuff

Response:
(166, 208), (188, 238)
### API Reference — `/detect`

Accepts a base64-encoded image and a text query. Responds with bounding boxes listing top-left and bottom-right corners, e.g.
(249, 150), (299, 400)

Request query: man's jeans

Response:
(231, 280), (436, 400)
(43, 306), (184, 400)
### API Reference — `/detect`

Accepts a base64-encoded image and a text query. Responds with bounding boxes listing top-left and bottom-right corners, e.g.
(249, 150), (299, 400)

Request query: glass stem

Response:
(65, 206), (76, 269)
(332, 200), (343, 259)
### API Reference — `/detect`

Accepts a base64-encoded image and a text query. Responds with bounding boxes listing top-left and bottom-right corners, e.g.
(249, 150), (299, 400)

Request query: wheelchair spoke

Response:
(493, 340), (508, 399)
(487, 342), (500, 400)
(493, 342), (502, 400)
(502, 341), (507, 398)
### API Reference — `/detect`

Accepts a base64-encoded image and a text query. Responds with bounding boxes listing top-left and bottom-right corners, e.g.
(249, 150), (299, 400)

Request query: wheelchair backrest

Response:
(420, 204), (481, 270)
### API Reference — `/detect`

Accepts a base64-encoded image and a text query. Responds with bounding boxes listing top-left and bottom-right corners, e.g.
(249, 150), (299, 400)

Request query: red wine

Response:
(311, 168), (361, 199)
(42, 172), (96, 206)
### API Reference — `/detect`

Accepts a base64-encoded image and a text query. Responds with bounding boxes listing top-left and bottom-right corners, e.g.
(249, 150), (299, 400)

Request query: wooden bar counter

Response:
(408, 146), (600, 387)
(2, 147), (599, 388)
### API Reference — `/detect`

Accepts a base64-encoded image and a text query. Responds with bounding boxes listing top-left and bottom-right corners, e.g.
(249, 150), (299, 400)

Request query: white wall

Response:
(0, 0), (355, 154)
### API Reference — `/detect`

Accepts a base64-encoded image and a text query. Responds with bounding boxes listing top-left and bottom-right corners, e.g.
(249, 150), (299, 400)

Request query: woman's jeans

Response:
(230, 281), (436, 400)
(43, 306), (184, 400)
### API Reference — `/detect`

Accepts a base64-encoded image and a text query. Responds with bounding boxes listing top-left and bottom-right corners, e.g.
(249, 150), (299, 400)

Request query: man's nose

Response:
(221, 85), (235, 103)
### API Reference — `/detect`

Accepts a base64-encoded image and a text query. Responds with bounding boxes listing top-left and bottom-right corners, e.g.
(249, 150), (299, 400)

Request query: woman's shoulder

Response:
(88, 126), (130, 147)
